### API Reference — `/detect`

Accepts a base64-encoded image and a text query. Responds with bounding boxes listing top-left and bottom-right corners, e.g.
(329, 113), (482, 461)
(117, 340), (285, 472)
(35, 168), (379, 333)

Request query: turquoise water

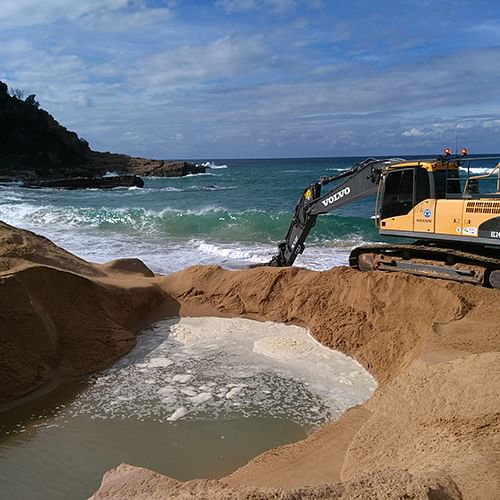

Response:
(0, 156), (496, 272)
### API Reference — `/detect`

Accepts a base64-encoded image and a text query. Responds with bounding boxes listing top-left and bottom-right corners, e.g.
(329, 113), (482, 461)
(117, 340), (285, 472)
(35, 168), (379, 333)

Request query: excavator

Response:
(267, 149), (500, 288)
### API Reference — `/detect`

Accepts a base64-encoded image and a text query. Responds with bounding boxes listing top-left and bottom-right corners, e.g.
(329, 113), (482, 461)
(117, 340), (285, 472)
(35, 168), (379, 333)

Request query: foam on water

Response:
(0, 201), (356, 274)
(184, 172), (219, 177)
(21, 317), (375, 430)
(194, 241), (269, 262)
(201, 161), (228, 169)
(460, 166), (498, 174)
(140, 185), (236, 194)
(191, 240), (350, 270)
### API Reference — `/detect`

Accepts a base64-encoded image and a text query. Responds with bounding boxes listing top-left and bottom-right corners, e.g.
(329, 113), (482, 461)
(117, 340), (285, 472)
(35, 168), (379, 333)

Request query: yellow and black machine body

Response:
(268, 153), (500, 288)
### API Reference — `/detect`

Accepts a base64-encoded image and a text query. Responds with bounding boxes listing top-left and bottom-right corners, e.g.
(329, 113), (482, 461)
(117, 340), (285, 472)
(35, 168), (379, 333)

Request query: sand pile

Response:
(0, 221), (167, 403)
(90, 463), (461, 499)
(1, 221), (498, 498)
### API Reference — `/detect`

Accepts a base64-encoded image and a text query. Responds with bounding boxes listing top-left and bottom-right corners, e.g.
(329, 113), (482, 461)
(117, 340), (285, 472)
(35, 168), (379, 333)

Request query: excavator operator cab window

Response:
(380, 167), (430, 219)
(415, 167), (430, 203)
(433, 169), (461, 198)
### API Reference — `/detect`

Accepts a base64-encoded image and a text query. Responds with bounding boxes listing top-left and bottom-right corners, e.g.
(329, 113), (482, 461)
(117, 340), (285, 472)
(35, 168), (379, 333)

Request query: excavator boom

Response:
(269, 157), (400, 266)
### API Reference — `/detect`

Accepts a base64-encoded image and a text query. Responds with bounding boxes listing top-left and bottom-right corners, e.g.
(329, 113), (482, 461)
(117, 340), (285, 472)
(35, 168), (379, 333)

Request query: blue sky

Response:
(1, 0), (500, 158)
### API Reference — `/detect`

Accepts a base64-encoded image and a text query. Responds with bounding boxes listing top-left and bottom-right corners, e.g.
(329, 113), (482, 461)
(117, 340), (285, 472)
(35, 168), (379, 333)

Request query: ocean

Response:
(0, 156), (495, 272)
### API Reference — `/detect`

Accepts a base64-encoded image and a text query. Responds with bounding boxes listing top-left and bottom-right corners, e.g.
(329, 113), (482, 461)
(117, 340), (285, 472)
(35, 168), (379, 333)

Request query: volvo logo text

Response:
(321, 187), (351, 207)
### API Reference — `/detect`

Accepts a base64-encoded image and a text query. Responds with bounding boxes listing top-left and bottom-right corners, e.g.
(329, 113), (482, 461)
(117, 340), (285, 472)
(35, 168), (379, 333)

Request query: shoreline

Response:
(1, 221), (498, 499)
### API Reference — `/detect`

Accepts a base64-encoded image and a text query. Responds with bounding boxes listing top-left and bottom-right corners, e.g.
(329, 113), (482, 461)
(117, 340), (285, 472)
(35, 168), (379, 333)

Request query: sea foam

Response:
(48, 317), (377, 429)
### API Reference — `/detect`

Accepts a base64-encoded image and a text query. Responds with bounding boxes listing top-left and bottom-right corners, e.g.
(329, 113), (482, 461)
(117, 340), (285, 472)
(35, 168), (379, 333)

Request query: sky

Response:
(1, 0), (500, 159)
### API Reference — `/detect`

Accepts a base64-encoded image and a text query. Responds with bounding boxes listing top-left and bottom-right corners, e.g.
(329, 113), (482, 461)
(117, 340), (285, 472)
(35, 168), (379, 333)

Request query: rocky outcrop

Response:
(87, 152), (206, 177)
(127, 158), (206, 177)
(22, 175), (144, 190)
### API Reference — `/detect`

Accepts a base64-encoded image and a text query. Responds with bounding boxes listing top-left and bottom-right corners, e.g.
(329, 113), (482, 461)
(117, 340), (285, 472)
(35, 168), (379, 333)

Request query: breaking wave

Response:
(0, 202), (378, 244)
(200, 161), (228, 169)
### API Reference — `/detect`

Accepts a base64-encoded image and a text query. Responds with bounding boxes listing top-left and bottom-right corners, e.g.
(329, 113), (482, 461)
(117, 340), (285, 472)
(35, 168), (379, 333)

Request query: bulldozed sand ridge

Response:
(0, 221), (498, 499)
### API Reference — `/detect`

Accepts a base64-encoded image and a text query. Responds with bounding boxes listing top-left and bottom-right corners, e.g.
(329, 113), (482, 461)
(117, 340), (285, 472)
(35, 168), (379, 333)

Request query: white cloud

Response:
(0, 0), (172, 31)
(402, 128), (426, 137)
(1, 42), (93, 110)
(6, 51), (85, 80)
(77, 7), (173, 32)
(0, 0), (128, 27)
(129, 35), (269, 88)
(481, 119), (500, 129)
(0, 39), (32, 55)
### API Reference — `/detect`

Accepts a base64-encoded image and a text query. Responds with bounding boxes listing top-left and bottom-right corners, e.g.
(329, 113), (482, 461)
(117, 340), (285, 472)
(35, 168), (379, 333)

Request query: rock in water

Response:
(126, 158), (206, 177)
(22, 175), (144, 189)
(90, 154), (206, 177)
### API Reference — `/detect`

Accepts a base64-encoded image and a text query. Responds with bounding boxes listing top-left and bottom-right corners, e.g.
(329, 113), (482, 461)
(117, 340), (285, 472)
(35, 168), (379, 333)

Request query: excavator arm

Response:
(269, 158), (396, 266)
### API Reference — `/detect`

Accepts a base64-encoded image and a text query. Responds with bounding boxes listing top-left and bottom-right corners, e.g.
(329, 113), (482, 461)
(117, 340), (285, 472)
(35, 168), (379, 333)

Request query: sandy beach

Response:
(0, 220), (498, 499)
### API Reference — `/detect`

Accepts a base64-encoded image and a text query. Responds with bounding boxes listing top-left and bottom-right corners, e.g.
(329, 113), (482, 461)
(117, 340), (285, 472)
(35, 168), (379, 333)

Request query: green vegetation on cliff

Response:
(0, 81), (94, 178)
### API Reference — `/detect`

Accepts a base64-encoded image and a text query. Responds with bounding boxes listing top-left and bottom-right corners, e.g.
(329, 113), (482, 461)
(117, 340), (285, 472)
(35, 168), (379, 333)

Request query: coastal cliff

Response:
(0, 81), (204, 181)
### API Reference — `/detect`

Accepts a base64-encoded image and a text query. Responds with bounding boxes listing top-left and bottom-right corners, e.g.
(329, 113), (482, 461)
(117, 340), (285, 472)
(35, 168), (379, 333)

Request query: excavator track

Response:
(349, 243), (500, 288)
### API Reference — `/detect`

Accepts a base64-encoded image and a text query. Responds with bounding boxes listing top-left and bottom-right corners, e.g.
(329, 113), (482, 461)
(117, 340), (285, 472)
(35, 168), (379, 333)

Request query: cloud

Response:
(129, 35), (269, 89)
(0, 0), (172, 31)
(0, 38), (32, 55)
(77, 6), (173, 32)
(4, 50), (86, 92)
(215, 0), (258, 12)
(74, 94), (93, 107)
(0, 0), (128, 27)
(215, 0), (299, 14)
(402, 128), (427, 137)
(464, 20), (500, 38)
(481, 119), (500, 128)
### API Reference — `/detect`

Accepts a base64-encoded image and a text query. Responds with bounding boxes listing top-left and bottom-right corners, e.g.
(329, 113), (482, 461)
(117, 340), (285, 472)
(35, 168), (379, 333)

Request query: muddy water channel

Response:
(0, 317), (377, 499)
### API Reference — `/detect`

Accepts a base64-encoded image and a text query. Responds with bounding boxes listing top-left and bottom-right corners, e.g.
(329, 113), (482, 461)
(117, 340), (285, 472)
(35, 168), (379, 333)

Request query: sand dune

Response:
(0, 221), (498, 499)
